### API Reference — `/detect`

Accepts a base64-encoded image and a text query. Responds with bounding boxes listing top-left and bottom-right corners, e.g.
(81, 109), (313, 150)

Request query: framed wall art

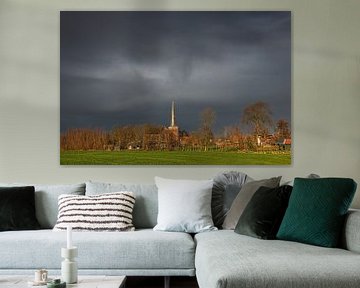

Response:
(60, 11), (291, 165)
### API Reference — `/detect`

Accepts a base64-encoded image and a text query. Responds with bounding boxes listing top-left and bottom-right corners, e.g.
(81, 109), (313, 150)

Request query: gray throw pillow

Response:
(153, 177), (217, 233)
(0, 183), (85, 228)
(212, 171), (251, 228)
(222, 176), (281, 230)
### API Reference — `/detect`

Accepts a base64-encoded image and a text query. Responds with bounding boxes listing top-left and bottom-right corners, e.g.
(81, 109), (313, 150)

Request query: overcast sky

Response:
(60, 11), (291, 134)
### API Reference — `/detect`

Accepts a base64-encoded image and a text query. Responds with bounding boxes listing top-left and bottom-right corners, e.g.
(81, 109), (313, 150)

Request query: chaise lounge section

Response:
(195, 214), (360, 288)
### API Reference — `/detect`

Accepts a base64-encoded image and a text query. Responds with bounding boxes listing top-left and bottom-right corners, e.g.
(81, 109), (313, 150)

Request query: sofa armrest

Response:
(342, 209), (360, 253)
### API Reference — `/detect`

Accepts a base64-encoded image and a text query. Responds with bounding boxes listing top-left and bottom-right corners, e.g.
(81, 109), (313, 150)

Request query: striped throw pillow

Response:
(53, 192), (136, 231)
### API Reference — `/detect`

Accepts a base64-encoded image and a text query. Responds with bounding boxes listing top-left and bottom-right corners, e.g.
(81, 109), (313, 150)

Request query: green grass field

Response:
(60, 150), (291, 165)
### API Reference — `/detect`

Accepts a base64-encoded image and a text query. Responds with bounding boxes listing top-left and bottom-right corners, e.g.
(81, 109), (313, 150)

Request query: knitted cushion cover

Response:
(277, 178), (357, 247)
(53, 192), (135, 231)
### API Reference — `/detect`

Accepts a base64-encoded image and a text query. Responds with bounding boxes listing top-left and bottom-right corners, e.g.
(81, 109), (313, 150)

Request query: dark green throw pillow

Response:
(234, 185), (293, 239)
(277, 178), (357, 247)
(0, 186), (41, 231)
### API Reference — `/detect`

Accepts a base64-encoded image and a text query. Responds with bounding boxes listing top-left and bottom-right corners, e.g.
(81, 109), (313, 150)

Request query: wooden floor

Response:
(126, 276), (199, 288)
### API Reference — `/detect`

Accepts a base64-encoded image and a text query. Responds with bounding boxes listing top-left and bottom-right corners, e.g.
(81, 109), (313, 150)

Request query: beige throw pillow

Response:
(222, 176), (281, 230)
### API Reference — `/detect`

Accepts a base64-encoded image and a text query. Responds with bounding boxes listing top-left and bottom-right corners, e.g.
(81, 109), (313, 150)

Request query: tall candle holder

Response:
(61, 246), (78, 284)
(61, 225), (77, 284)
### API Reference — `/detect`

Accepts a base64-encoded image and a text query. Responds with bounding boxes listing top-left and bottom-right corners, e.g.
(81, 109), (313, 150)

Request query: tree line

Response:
(61, 101), (291, 151)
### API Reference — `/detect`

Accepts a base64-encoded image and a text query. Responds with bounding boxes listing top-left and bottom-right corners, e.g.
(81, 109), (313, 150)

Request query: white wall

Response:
(0, 0), (359, 208)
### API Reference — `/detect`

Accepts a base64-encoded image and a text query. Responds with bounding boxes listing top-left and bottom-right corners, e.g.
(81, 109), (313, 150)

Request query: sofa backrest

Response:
(341, 209), (360, 253)
(0, 183), (86, 228)
(86, 181), (158, 229)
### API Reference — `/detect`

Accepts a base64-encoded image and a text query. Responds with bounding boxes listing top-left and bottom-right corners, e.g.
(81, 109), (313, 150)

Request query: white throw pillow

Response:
(53, 192), (135, 232)
(153, 177), (217, 233)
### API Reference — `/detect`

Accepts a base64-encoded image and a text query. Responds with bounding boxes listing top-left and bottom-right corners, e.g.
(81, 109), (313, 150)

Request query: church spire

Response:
(171, 100), (176, 127)
(168, 100), (179, 141)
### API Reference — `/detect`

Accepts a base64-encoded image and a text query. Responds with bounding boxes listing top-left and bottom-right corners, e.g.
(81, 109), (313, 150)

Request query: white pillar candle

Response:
(67, 225), (72, 249)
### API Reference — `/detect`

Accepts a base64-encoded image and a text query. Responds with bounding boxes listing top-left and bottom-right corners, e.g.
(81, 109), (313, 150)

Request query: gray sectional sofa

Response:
(0, 181), (360, 288)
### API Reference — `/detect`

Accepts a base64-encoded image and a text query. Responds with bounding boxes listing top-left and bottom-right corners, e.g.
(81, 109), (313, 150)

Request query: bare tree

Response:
(275, 119), (291, 140)
(241, 101), (273, 137)
(224, 125), (244, 150)
(199, 107), (216, 151)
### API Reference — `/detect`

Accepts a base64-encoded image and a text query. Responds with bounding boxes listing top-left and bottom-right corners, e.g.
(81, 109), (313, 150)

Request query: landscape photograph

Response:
(60, 11), (291, 165)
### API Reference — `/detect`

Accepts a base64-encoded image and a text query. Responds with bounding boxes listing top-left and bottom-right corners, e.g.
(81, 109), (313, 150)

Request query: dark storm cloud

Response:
(61, 11), (291, 134)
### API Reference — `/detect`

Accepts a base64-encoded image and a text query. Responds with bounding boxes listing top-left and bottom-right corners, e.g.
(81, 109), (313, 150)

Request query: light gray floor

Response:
(0, 275), (126, 288)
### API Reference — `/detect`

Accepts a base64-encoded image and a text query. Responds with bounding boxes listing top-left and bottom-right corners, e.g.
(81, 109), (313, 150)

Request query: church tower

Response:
(171, 100), (176, 127)
(168, 101), (179, 140)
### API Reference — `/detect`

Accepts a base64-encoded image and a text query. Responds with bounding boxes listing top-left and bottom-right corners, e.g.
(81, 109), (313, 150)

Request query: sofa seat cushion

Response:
(195, 230), (360, 288)
(0, 229), (195, 270)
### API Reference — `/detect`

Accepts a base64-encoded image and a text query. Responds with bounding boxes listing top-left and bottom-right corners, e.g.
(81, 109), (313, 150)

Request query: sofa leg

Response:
(164, 276), (170, 288)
